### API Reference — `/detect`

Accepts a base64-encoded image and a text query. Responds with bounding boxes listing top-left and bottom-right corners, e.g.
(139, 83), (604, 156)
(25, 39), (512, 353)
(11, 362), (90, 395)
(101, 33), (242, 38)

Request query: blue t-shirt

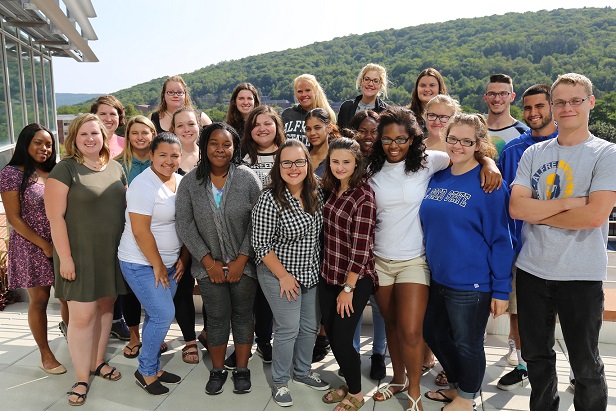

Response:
(420, 165), (514, 300)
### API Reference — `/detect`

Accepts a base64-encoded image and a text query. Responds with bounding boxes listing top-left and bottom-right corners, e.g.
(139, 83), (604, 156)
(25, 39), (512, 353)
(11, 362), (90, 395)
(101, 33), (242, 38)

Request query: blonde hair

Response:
(293, 74), (336, 122)
(116, 115), (156, 174)
(445, 113), (497, 160)
(356, 63), (388, 99)
(551, 73), (593, 96)
(64, 113), (110, 165)
(424, 94), (461, 117)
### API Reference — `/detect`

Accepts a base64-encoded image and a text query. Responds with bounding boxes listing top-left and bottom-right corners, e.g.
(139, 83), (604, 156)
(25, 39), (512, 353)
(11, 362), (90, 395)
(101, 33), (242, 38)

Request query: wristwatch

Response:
(342, 283), (356, 293)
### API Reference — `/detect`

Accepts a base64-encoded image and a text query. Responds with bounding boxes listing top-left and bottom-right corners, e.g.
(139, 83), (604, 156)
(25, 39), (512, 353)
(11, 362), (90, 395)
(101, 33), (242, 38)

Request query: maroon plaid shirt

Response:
(321, 181), (378, 288)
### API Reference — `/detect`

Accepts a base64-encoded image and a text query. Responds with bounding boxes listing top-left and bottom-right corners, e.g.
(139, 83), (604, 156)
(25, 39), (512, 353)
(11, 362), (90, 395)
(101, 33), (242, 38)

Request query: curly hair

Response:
(367, 106), (427, 176)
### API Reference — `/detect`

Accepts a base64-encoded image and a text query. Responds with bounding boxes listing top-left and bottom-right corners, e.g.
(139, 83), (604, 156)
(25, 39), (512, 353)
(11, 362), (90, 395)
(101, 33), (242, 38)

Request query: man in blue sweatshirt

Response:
(496, 84), (558, 391)
(510, 73), (616, 411)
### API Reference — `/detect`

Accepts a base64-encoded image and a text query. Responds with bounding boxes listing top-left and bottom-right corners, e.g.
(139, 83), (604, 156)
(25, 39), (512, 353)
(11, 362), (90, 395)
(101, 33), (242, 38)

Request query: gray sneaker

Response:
(272, 385), (293, 407)
(292, 372), (330, 391)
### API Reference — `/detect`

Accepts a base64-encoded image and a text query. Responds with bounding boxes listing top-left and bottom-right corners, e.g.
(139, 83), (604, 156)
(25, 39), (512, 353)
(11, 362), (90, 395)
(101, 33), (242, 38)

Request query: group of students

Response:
(0, 64), (612, 411)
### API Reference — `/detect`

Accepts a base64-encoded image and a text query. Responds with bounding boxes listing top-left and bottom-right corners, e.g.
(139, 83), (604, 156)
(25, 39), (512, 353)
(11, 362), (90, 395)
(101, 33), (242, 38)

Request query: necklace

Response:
(83, 157), (104, 170)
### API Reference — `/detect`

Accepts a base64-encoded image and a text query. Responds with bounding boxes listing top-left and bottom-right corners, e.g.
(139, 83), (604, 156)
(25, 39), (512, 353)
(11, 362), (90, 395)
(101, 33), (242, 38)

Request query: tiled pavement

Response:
(1, 301), (615, 410)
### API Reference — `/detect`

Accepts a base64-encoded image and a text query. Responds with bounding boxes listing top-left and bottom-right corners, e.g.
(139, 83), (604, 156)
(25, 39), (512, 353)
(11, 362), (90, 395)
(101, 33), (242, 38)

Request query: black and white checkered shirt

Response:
(252, 187), (323, 287)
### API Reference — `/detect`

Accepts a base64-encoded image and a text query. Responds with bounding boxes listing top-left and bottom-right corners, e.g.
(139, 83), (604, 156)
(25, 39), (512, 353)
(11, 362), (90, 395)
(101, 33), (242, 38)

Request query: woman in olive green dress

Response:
(45, 113), (127, 406)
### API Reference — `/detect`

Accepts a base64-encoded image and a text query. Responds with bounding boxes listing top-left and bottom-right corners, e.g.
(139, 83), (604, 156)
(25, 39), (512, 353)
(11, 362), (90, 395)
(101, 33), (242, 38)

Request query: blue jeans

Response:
(120, 261), (177, 377)
(517, 269), (607, 411)
(257, 263), (319, 386)
(423, 281), (491, 400)
(353, 294), (386, 354)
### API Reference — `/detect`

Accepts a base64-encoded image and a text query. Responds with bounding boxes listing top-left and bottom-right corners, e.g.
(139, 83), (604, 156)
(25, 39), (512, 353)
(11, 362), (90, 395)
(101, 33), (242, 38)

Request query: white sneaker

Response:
(506, 338), (519, 366)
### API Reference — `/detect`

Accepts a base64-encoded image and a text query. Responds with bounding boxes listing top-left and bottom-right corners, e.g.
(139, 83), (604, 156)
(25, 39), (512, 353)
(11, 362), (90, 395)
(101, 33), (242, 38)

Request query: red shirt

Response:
(321, 181), (377, 289)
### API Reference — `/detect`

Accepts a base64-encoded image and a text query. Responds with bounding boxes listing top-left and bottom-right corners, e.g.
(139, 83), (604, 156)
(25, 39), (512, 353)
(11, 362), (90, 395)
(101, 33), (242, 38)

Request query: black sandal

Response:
(67, 381), (89, 406)
(92, 361), (122, 381)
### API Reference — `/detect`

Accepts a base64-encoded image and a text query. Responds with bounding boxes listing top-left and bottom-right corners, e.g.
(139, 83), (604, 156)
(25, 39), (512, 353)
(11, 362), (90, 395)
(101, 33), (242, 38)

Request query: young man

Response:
(484, 74), (529, 160)
(510, 73), (616, 411)
(496, 84), (558, 391)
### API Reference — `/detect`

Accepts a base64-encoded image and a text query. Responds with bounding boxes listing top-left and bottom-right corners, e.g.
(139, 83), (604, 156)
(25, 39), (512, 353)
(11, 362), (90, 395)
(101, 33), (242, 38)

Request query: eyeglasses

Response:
(552, 95), (592, 109)
(280, 159), (308, 168)
(445, 136), (476, 147)
(381, 137), (410, 145)
(485, 91), (511, 99)
(166, 91), (186, 96)
(362, 77), (381, 85)
(426, 113), (451, 123)
(357, 129), (378, 137)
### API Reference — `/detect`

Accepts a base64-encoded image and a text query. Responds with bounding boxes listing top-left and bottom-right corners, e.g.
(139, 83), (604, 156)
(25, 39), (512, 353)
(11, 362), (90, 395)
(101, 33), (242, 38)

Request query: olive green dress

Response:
(50, 158), (127, 301)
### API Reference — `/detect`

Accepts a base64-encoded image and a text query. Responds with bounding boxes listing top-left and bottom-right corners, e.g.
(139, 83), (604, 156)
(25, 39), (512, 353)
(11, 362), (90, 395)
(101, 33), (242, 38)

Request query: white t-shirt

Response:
(369, 150), (450, 260)
(118, 167), (183, 268)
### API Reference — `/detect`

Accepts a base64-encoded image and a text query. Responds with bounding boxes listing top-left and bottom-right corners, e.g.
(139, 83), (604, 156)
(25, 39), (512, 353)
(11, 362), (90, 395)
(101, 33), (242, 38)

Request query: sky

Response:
(53, 0), (615, 94)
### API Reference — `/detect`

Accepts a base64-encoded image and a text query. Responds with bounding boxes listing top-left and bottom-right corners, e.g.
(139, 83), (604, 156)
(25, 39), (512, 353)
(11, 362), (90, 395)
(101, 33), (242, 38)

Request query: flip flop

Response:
(182, 343), (200, 364)
(424, 388), (453, 403)
(123, 343), (142, 359)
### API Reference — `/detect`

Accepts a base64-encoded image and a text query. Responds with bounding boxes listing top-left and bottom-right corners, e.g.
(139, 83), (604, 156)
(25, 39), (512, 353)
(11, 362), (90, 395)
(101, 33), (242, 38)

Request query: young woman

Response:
(349, 110), (379, 158)
(118, 133), (186, 396)
(368, 107), (501, 411)
(91, 95), (126, 159)
(423, 95), (461, 152)
(319, 137), (377, 411)
(282, 74), (336, 145)
(45, 113), (127, 406)
(346, 110), (387, 380)
(408, 68), (448, 130)
(176, 123), (262, 395)
(115, 116), (156, 360)
(167, 106), (203, 364)
(421, 114), (514, 411)
(226, 83), (261, 136)
(305, 108), (340, 178)
(0, 123), (67, 375)
(252, 139), (329, 407)
(338, 64), (389, 129)
(150, 75), (212, 134)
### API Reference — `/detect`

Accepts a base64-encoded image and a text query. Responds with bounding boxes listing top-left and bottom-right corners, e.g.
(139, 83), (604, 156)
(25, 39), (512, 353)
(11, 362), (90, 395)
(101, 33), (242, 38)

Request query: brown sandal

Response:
(322, 385), (349, 403)
(337, 393), (364, 411)
(182, 343), (200, 364)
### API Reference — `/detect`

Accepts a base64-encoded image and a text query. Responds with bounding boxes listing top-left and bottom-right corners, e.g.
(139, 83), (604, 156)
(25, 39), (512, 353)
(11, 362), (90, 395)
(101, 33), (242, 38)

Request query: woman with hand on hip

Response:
(118, 132), (187, 396)
(0, 123), (67, 375)
(45, 113), (127, 406)
(252, 139), (329, 407)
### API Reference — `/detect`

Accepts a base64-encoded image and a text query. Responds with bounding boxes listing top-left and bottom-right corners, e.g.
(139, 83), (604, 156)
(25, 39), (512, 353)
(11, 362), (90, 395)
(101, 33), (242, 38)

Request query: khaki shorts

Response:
(375, 255), (431, 287)
(507, 264), (517, 315)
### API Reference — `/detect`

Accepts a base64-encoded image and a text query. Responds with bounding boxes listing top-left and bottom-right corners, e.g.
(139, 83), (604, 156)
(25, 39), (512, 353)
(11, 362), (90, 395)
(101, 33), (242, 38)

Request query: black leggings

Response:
(319, 276), (374, 394)
(121, 288), (142, 327)
(173, 262), (197, 342)
(253, 281), (273, 344)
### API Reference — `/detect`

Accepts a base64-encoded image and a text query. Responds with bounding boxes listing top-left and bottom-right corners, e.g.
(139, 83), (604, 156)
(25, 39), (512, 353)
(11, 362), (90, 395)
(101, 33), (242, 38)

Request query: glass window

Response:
(5, 39), (23, 146)
(43, 58), (55, 132)
(0, 34), (8, 147)
(21, 47), (35, 124)
(34, 54), (45, 124)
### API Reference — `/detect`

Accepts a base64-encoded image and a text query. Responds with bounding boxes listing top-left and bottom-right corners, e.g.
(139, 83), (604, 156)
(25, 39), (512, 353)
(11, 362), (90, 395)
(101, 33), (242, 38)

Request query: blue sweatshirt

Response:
(498, 127), (558, 252)
(420, 165), (514, 300)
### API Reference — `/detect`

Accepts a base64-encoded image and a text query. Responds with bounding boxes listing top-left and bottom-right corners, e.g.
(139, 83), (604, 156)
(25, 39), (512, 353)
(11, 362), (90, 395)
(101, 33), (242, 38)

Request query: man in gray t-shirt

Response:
(510, 73), (616, 411)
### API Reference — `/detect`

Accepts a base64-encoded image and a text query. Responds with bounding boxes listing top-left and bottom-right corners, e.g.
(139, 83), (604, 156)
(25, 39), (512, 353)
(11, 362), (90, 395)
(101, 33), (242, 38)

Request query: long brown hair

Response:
(226, 83), (261, 134)
(321, 137), (366, 193)
(266, 139), (320, 215)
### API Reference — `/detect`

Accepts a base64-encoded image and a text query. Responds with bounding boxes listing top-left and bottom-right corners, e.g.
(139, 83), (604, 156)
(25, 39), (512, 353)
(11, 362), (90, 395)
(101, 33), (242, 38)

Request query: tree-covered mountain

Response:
(60, 7), (616, 130)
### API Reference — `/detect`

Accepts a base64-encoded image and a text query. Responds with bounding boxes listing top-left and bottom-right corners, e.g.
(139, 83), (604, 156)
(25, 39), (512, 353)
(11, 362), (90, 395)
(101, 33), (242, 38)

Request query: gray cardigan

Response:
(175, 164), (263, 280)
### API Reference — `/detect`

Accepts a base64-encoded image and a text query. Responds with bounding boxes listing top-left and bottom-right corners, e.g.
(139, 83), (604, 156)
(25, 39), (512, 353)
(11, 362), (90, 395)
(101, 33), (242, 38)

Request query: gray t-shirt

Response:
(513, 135), (616, 281)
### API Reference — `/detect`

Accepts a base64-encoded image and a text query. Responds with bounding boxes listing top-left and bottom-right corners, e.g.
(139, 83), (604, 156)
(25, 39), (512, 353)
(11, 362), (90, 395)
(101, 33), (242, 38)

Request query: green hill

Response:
(61, 7), (616, 127)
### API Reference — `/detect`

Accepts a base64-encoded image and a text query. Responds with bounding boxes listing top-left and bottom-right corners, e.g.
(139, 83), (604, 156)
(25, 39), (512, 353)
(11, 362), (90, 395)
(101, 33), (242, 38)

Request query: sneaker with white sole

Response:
(506, 338), (519, 366)
(293, 372), (330, 391)
(272, 385), (293, 407)
(497, 366), (528, 391)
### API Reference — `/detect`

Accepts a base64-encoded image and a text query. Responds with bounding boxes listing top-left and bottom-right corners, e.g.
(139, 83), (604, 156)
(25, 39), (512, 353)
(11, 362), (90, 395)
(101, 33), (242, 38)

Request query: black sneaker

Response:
(205, 368), (228, 395)
(569, 379), (576, 391)
(58, 321), (68, 341)
(256, 343), (272, 364)
(312, 335), (330, 363)
(110, 319), (131, 341)
(370, 353), (386, 380)
(232, 368), (252, 394)
(224, 350), (254, 370)
(496, 367), (528, 391)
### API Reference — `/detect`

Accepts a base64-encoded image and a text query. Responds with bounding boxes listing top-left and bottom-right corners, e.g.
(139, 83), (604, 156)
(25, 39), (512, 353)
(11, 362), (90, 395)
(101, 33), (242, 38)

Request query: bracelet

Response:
(205, 260), (216, 272)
